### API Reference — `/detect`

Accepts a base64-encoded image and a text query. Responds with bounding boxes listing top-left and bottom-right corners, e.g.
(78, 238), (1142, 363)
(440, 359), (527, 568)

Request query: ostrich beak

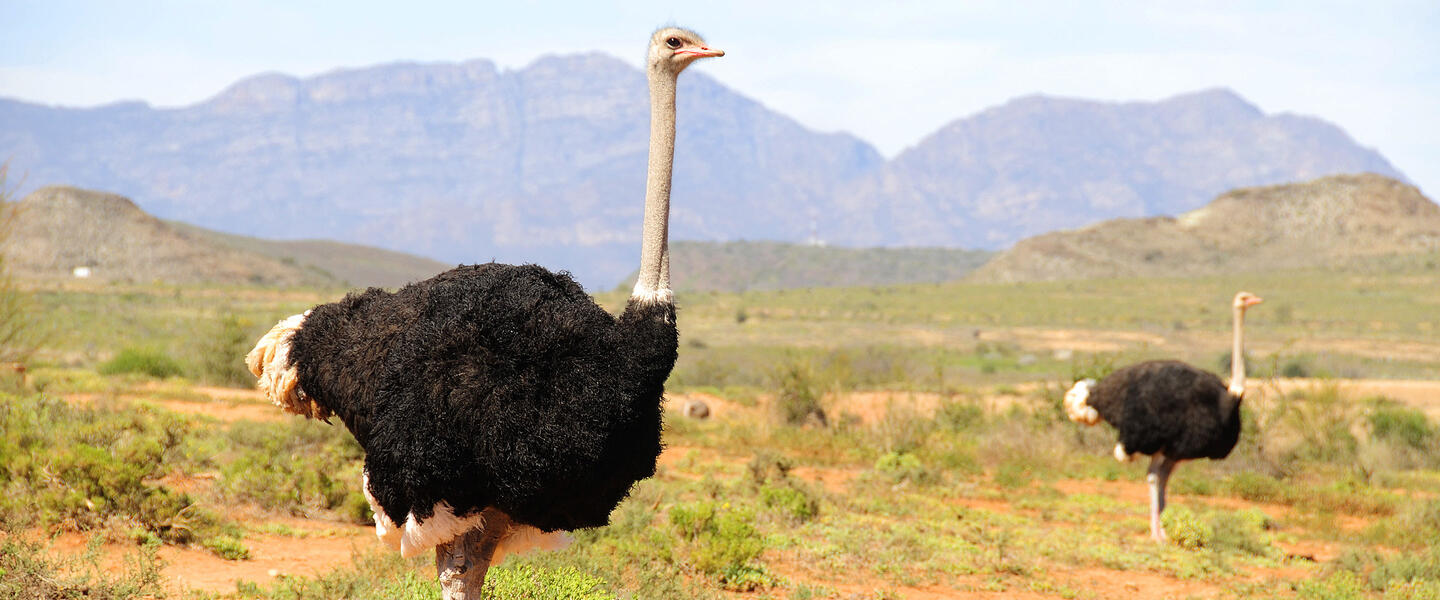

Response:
(677, 47), (725, 58)
(1245, 296), (1264, 307)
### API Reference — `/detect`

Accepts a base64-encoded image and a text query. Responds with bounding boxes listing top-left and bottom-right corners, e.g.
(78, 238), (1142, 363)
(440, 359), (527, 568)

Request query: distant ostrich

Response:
(245, 28), (722, 597)
(1064, 291), (1264, 541)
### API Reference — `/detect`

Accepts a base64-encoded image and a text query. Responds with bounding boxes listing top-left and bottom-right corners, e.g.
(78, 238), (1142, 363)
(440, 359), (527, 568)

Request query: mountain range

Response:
(0, 53), (1405, 287)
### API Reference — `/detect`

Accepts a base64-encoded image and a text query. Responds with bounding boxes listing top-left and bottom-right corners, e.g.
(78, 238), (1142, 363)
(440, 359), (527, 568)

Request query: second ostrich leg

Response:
(436, 508), (511, 599)
(1145, 454), (1177, 541)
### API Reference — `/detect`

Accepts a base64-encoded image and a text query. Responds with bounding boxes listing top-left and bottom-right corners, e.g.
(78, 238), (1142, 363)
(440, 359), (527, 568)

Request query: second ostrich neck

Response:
(633, 69), (677, 303)
(1228, 306), (1247, 398)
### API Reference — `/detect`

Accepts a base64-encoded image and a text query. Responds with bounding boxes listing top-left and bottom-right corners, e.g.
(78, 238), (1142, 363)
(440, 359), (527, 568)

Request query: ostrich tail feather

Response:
(1064, 379), (1101, 425)
(246, 311), (325, 419)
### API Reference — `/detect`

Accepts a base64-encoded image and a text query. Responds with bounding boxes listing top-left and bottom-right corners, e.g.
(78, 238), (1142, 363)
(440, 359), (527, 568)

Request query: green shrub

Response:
(759, 484), (818, 522)
(1383, 579), (1440, 600)
(771, 360), (826, 426)
(217, 420), (366, 518)
(1370, 406), (1435, 450)
(98, 347), (184, 378)
(202, 535), (251, 560)
(875, 451), (937, 485)
(668, 501), (764, 576)
(1366, 500), (1440, 549)
(1210, 508), (1274, 556)
(1225, 472), (1293, 504)
(0, 394), (197, 536)
(1369, 549), (1440, 592)
(484, 564), (616, 600)
(1162, 506), (1212, 550)
(935, 399), (985, 432)
(197, 313), (260, 386)
(1297, 570), (1368, 600)
(993, 461), (1035, 489)
(0, 538), (164, 599)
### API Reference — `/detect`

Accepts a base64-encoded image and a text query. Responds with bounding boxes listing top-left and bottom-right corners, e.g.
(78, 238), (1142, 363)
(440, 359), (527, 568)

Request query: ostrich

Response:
(245, 27), (722, 597)
(1064, 291), (1264, 541)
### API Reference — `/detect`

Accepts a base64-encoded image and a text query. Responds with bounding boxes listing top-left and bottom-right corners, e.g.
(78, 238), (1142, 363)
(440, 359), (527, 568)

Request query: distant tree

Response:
(0, 163), (40, 369)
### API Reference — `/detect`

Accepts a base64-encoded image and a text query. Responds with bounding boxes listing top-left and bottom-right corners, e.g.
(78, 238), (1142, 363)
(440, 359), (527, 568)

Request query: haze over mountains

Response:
(0, 52), (1405, 287)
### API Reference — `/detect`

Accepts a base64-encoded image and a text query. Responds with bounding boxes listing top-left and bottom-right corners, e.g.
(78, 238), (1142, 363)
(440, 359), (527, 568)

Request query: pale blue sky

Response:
(3, 0), (1437, 196)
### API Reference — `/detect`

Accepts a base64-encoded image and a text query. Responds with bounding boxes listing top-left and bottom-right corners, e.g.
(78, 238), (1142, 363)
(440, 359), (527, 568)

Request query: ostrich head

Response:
(1232, 291), (1263, 311)
(647, 27), (724, 76)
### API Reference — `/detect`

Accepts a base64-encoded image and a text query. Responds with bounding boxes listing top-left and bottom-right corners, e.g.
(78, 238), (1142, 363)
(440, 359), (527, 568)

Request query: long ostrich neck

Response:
(1228, 305), (1247, 398)
(633, 67), (677, 301)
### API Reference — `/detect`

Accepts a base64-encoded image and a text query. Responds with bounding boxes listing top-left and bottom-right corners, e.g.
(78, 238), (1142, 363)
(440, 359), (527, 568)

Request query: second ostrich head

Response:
(1228, 291), (1264, 398)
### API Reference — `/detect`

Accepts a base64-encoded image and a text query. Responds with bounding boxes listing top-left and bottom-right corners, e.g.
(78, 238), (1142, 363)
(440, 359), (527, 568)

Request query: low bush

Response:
(484, 564), (616, 600)
(0, 538), (164, 599)
(1209, 508), (1274, 557)
(874, 451), (938, 486)
(215, 420), (366, 519)
(1162, 507), (1212, 550)
(98, 347), (184, 378)
(668, 501), (764, 578)
(1369, 405), (1435, 450)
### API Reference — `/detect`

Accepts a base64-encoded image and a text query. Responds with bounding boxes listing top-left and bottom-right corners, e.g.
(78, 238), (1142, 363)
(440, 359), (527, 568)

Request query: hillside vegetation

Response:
(616, 241), (994, 292)
(169, 222), (450, 289)
(972, 174), (1440, 282)
(3, 186), (447, 288)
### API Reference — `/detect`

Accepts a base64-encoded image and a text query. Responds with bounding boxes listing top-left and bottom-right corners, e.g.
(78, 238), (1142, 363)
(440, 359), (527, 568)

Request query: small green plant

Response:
(202, 535), (251, 560)
(771, 360), (826, 426)
(935, 399), (984, 432)
(98, 346), (184, 378)
(759, 484), (819, 522)
(874, 451), (937, 485)
(668, 501), (765, 577)
(1162, 506), (1212, 550)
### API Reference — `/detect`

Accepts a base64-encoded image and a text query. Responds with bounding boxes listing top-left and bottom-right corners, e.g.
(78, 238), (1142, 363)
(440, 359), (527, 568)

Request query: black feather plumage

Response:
(288, 262), (678, 532)
(1086, 360), (1242, 461)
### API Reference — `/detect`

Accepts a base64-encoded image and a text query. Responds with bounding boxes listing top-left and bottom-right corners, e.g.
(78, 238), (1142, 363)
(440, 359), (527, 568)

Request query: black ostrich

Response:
(1064, 291), (1263, 541)
(245, 28), (723, 596)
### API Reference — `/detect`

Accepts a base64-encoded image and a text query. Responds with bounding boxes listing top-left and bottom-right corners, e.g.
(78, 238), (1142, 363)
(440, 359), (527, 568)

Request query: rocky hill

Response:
(969, 173), (1440, 282)
(615, 241), (994, 293)
(2, 186), (448, 287)
(0, 57), (1404, 287)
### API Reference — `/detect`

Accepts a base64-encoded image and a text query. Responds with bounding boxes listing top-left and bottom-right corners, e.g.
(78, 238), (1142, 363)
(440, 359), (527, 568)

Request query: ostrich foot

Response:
(436, 509), (510, 600)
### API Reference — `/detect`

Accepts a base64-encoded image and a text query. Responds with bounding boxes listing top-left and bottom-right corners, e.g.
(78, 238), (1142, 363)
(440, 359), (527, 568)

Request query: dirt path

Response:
(38, 518), (378, 595)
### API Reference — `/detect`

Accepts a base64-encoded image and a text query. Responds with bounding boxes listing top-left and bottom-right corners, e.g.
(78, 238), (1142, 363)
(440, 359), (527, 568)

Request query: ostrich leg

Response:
(1145, 454), (1177, 541)
(437, 508), (511, 600)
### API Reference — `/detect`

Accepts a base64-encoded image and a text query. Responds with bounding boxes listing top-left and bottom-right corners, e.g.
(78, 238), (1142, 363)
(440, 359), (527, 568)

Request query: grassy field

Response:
(3, 260), (1439, 599)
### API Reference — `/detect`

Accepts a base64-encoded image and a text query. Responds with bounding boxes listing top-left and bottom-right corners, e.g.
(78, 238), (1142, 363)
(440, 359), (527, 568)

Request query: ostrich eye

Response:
(666, 37), (681, 49)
